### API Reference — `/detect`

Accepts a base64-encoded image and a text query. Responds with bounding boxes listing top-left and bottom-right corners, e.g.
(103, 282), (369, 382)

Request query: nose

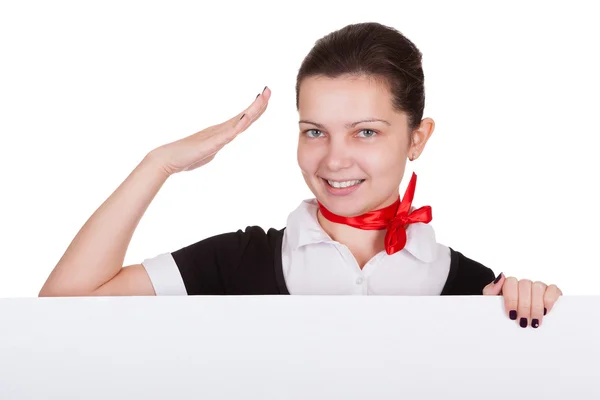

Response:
(323, 136), (353, 171)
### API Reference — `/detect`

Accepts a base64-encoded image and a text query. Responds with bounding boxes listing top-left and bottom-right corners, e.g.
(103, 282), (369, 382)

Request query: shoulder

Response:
(172, 225), (283, 261)
(440, 248), (496, 295)
(170, 226), (286, 295)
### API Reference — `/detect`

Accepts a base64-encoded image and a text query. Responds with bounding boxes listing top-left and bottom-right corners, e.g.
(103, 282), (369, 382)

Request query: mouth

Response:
(322, 178), (366, 189)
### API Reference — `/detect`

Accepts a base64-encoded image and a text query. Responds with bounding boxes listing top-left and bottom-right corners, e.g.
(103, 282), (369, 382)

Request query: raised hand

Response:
(152, 86), (271, 175)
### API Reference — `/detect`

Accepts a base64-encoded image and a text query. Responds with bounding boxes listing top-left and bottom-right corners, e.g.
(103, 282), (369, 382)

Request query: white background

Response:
(1, 1), (598, 297)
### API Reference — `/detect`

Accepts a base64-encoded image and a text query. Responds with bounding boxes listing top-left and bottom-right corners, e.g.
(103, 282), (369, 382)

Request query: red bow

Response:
(317, 172), (432, 255)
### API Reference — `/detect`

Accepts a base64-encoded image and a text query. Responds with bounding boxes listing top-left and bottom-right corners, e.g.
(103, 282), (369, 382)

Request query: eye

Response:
(357, 129), (377, 138)
(304, 129), (324, 138)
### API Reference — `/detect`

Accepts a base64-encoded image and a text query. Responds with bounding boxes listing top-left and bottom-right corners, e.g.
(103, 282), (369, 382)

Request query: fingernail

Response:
(256, 93), (260, 99)
(532, 319), (539, 328)
(544, 308), (547, 315)
(493, 272), (503, 284)
(240, 113), (246, 120)
(519, 318), (528, 328)
(262, 86), (268, 93)
(509, 310), (517, 320)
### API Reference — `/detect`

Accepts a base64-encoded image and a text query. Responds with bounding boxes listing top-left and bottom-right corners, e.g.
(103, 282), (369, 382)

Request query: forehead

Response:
(298, 74), (395, 120)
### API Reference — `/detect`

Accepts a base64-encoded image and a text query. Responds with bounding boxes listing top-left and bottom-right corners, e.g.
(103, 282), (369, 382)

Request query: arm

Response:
(39, 152), (170, 296)
(38, 86), (271, 297)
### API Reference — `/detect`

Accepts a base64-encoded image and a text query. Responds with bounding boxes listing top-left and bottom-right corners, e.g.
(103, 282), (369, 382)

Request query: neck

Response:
(317, 208), (386, 256)
(315, 192), (401, 264)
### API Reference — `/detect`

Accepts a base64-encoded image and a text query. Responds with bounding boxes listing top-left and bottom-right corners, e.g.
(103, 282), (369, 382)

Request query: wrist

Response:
(142, 149), (173, 180)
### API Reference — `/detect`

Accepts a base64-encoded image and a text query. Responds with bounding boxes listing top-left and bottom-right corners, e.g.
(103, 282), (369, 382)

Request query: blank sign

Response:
(0, 295), (597, 399)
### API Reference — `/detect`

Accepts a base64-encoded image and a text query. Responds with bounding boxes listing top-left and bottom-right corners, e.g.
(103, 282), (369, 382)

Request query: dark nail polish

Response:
(532, 319), (539, 328)
(256, 93), (260, 99)
(509, 310), (517, 320)
(519, 318), (528, 328)
(262, 86), (267, 93)
(493, 272), (503, 284)
(240, 113), (246, 120)
(544, 308), (547, 315)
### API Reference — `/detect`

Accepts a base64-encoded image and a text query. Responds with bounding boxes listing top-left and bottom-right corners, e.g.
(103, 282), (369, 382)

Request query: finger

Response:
(198, 87), (271, 160)
(236, 86), (271, 129)
(213, 90), (270, 145)
(482, 272), (504, 295)
(205, 93), (270, 151)
(227, 86), (271, 129)
(530, 281), (547, 328)
(543, 284), (563, 315)
(502, 276), (519, 321)
(517, 279), (532, 328)
(248, 87), (271, 122)
(247, 97), (269, 125)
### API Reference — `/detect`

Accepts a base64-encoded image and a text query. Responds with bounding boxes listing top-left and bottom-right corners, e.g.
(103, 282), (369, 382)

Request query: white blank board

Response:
(0, 295), (598, 399)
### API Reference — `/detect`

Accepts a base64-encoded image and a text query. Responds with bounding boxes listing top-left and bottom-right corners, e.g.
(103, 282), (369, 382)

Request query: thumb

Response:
(482, 272), (504, 295)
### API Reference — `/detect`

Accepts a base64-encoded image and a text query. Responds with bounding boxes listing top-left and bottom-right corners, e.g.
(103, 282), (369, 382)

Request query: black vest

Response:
(170, 226), (495, 296)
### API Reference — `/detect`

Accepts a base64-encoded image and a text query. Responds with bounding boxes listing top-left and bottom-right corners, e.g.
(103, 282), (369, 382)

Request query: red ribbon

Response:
(317, 172), (432, 255)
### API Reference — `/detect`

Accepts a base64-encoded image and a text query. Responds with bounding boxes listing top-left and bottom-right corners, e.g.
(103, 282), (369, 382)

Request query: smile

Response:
(324, 179), (365, 188)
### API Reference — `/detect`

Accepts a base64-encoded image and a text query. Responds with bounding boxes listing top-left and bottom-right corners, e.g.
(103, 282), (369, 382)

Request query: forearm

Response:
(39, 151), (171, 296)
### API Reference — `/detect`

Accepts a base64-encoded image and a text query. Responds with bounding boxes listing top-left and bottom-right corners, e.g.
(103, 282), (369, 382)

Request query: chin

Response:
(315, 188), (372, 217)
(324, 202), (368, 217)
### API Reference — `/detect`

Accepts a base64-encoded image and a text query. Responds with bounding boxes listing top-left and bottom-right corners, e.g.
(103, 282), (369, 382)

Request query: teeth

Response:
(326, 179), (363, 188)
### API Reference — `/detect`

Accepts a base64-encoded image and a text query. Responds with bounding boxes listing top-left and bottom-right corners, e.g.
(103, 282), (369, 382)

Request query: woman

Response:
(39, 22), (562, 328)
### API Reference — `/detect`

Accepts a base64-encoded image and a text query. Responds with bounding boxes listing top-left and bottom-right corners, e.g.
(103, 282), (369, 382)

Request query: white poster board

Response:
(0, 295), (597, 399)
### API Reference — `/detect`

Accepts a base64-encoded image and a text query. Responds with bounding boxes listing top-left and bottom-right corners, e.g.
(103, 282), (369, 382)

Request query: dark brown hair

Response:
(295, 22), (425, 133)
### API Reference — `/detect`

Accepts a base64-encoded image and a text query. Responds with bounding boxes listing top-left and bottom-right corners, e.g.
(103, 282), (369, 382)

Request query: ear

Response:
(408, 118), (435, 161)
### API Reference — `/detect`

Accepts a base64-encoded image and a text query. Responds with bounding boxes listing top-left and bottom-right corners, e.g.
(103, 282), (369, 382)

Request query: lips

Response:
(320, 177), (365, 196)
(325, 178), (365, 188)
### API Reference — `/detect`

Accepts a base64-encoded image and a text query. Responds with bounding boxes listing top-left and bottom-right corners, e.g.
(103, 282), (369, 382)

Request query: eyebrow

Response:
(298, 118), (391, 129)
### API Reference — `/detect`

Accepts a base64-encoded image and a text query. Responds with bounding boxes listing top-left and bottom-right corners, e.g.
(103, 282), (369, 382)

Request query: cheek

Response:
(359, 143), (406, 180)
(361, 147), (396, 169)
(297, 142), (317, 173)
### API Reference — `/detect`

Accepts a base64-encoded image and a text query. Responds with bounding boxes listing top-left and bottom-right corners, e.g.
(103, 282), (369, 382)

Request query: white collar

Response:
(285, 199), (439, 263)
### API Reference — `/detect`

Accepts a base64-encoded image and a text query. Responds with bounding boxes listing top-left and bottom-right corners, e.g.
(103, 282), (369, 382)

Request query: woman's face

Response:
(297, 74), (433, 217)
